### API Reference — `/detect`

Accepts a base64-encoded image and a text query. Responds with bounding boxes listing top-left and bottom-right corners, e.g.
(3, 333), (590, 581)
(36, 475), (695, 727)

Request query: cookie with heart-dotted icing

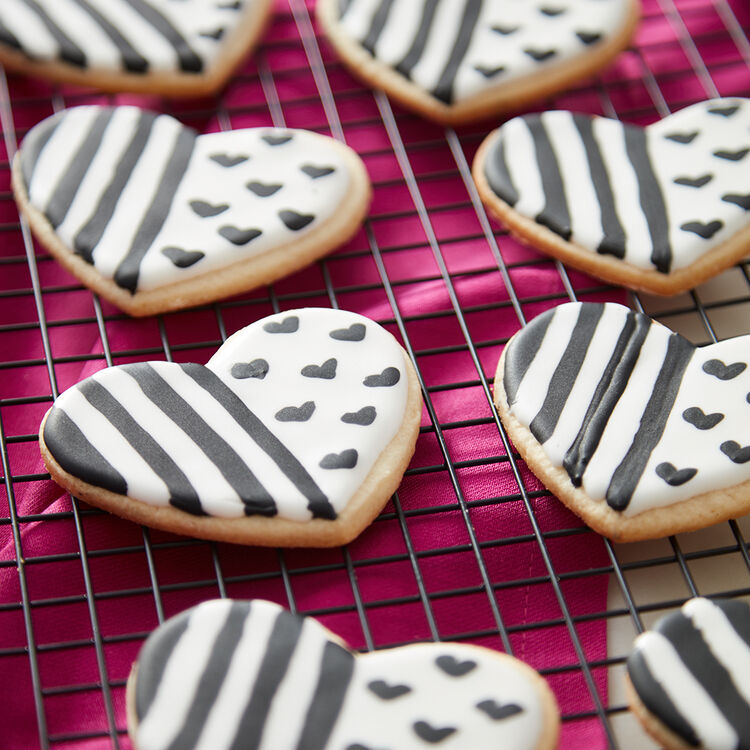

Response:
(317, 0), (639, 125)
(494, 301), (750, 542)
(474, 98), (750, 295)
(12, 106), (371, 316)
(626, 597), (750, 750)
(39, 308), (422, 546)
(0, 0), (273, 96)
(126, 599), (560, 750)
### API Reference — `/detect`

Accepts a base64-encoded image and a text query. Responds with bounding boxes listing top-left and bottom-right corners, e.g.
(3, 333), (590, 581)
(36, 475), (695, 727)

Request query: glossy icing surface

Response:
(628, 597), (750, 750)
(43, 308), (409, 521)
(484, 98), (750, 273)
(503, 301), (750, 516)
(19, 106), (352, 294)
(134, 599), (548, 750)
(336, 0), (631, 104)
(0, 0), (257, 73)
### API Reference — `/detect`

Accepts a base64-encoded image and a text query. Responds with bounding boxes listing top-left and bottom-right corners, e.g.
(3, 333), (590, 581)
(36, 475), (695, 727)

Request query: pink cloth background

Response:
(0, 0), (748, 748)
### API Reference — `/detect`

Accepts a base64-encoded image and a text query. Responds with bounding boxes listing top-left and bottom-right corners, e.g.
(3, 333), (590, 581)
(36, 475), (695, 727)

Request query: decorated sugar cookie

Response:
(626, 597), (750, 750)
(0, 0), (273, 96)
(127, 599), (560, 750)
(39, 308), (422, 547)
(317, 0), (639, 125)
(13, 106), (371, 316)
(474, 98), (750, 295)
(494, 301), (750, 542)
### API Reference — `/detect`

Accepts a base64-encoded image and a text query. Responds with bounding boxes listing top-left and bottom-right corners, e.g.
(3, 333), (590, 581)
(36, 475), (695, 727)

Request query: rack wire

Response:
(0, 0), (748, 747)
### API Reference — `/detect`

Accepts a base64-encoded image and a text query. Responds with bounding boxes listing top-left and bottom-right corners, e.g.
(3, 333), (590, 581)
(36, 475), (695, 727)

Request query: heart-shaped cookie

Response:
(127, 599), (560, 750)
(39, 308), (422, 546)
(317, 0), (639, 124)
(494, 301), (750, 541)
(13, 106), (371, 316)
(0, 0), (273, 95)
(626, 597), (750, 750)
(474, 98), (750, 295)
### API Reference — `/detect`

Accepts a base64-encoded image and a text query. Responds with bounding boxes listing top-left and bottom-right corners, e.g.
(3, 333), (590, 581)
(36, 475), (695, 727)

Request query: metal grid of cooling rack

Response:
(0, 0), (749, 748)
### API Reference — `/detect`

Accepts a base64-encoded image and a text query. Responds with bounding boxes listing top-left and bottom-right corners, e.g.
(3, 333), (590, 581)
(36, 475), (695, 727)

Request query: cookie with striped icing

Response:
(0, 0), (273, 96)
(13, 106), (371, 316)
(126, 599), (560, 750)
(494, 301), (750, 541)
(39, 308), (422, 546)
(626, 597), (750, 750)
(317, 0), (638, 125)
(474, 98), (750, 295)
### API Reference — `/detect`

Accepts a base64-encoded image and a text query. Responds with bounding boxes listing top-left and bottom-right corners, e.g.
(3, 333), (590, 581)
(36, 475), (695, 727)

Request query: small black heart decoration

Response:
(161, 246), (205, 268)
(319, 449), (358, 469)
(247, 181), (283, 197)
(330, 323), (366, 341)
(436, 654), (477, 677)
(264, 316), (299, 334)
(576, 30), (602, 45)
(474, 64), (506, 78)
(301, 164), (336, 179)
(714, 147), (749, 161)
(129, 600), (559, 750)
(341, 406), (376, 426)
(275, 401), (315, 422)
(231, 359), (269, 380)
(524, 47), (556, 61)
(680, 220), (724, 239)
(673, 174), (713, 188)
(189, 199), (229, 217)
(494, 301), (750, 541)
(723, 193), (750, 210)
(279, 209), (315, 231)
(210, 153), (249, 167)
(364, 367), (401, 387)
(262, 133), (294, 146)
(219, 225), (263, 245)
(302, 358), (337, 379)
(665, 131), (699, 144)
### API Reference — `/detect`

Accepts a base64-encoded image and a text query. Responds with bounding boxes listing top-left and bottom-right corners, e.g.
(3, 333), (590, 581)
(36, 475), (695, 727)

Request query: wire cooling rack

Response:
(0, 0), (749, 748)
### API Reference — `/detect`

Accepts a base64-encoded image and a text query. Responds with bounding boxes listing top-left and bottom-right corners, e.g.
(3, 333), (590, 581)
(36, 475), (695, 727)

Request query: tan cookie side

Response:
(473, 129), (750, 296)
(493, 342), (750, 542)
(39, 346), (422, 548)
(0, 0), (274, 96)
(624, 673), (697, 750)
(12, 135), (371, 316)
(317, 0), (640, 126)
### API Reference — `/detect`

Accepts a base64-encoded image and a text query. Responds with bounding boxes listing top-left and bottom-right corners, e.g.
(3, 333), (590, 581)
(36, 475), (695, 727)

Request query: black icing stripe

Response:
(125, 364), (278, 517)
(180, 363), (336, 520)
(623, 124), (672, 273)
(73, 110), (158, 263)
(296, 641), (356, 750)
(45, 108), (114, 228)
(20, 114), (61, 189)
(121, 0), (203, 72)
(134, 608), (191, 720)
(563, 311), (651, 486)
(226, 609), (305, 750)
(43, 407), (127, 496)
(394, 0), (439, 79)
(572, 113), (627, 258)
(483, 133), (519, 207)
(626, 649), (701, 747)
(0, 18), (21, 50)
(163, 602), (252, 750)
(529, 303), (604, 444)
(718, 599), (750, 650)
(17, 0), (87, 66)
(503, 309), (553, 405)
(526, 116), (572, 240)
(114, 124), (197, 293)
(361, 0), (395, 54)
(658, 607), (750, 740)
(70, 0), (149, 72)
(78, 376), (203, 516)
(432, 0), (482, 104)
(606, 334), (694, 511)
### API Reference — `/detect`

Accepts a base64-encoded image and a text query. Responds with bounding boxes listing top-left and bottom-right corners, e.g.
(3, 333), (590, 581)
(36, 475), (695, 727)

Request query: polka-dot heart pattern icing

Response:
(627, 597), (750, 750)
(13, 106), (370, 315)
(476, 98), (750, 294)
(495, 301), (750, 541)
(318, 0), (638, 123)
(0, 0), (273, 95)
(128, 599), (560, 750)
(40, 308), (421, 546)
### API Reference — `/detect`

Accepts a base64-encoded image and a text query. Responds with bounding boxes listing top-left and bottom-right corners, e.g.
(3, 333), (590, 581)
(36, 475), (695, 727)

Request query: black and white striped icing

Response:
(43, 308), (408, 521)
(502, 302), (750, 516)
(627, 597), (750, 750)
(0, 0), (256, 74)
(132, 599), (549, 750)
(483, 98), (750, 274)
(18, 106), (351, 294)
(334, 0), (631, 104)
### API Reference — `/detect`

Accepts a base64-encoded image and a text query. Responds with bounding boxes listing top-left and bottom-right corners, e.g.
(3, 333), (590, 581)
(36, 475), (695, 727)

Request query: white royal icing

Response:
(45, 308), (410, 522)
